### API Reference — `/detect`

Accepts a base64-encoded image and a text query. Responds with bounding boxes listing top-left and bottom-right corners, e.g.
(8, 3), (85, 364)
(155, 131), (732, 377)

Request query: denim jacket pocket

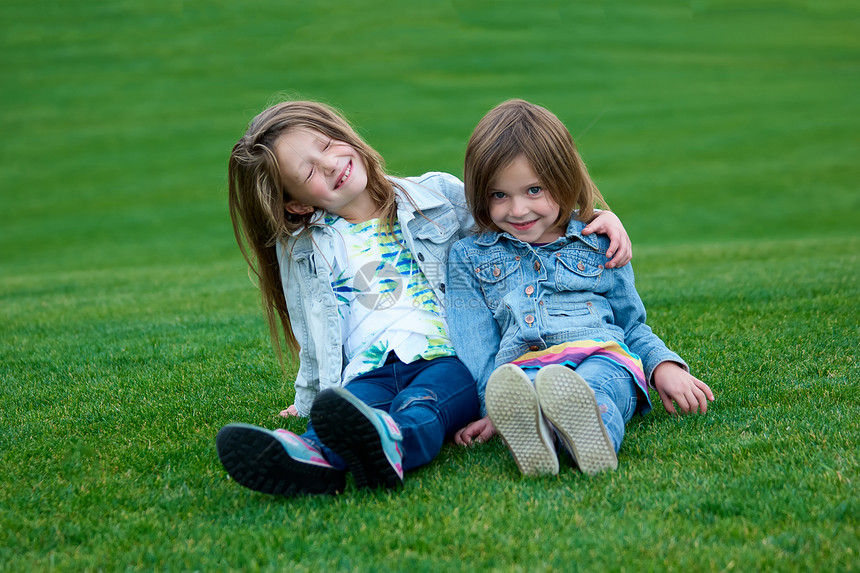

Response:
(475, 257), (521, 310)
(293, 252), (315, 273)
(554, 251), (604, 292)
(544, 300), (593, 319)
(543, 297), (602, 334)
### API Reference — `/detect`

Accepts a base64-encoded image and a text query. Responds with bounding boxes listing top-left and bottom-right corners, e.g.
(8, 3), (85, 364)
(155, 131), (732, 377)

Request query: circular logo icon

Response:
(354, 261), (403, 310)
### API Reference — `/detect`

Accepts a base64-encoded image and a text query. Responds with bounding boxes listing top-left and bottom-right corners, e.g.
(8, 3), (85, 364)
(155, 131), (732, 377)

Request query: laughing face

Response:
(275, 127), (375, 222)
(488, 155), (564, 244)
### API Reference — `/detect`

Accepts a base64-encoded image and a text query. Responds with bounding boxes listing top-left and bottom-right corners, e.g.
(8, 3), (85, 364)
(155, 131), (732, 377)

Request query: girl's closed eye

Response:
(305, 138), (334, 182)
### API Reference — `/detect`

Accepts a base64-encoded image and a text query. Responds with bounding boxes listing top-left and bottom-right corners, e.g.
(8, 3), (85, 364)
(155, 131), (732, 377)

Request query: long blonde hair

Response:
(227, 100), (396, 357)
(464, 99), (608, 233)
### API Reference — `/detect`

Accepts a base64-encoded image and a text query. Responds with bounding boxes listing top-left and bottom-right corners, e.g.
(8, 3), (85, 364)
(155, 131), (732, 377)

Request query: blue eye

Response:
(490, 191), (506, 200)
(527, 186), (542, 196)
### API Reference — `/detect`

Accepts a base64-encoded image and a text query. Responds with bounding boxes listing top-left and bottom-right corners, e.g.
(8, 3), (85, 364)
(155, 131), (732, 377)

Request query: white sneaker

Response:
(485, 364), (559, 476)
(535, 364), (618, 475)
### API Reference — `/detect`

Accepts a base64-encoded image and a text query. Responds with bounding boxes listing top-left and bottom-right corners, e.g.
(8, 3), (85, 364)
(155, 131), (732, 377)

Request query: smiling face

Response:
(488, 155), (564, 244)
(274, 127), (375, 222)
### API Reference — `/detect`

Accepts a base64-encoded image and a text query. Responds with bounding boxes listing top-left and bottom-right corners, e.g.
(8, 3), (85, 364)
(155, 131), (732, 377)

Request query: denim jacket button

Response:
(525, 314), (535, 324)
(529, 345), (539, 351)
(525, 285), (534, 295)
(534, 261), (541, 271)
(577, 261), (585, 271)
(439, 283), (446, 293)
(493, 266), (501, 277)
(418, 252), (425, 262)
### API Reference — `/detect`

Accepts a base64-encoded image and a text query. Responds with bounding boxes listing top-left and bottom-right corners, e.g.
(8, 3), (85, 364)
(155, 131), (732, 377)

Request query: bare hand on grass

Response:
(653, 362), (715, 414)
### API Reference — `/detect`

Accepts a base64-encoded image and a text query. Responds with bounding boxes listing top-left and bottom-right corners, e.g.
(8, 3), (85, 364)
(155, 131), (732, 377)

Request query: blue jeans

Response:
(303, 356), (479, 472)
(574, 357), (639, 453)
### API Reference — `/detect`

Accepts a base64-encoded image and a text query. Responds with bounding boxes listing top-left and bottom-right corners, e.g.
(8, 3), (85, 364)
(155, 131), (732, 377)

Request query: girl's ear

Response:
(285, 200), (315, 216)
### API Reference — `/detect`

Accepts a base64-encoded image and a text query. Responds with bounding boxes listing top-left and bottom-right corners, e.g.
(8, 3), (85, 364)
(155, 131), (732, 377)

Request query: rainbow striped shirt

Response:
(510, 339), (647, 397)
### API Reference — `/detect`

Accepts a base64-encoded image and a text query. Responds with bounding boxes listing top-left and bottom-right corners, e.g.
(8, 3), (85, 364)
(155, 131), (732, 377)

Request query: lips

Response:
(334, 161), (352, 190)
(509, 220), (537, 231)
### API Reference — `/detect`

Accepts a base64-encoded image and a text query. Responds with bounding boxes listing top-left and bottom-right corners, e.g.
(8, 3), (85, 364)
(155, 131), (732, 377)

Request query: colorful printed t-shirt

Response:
(326, 214), (455, 383)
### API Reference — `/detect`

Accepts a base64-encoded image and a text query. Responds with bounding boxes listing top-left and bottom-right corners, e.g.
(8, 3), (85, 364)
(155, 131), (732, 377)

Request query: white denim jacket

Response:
(277, 172), (474, 416)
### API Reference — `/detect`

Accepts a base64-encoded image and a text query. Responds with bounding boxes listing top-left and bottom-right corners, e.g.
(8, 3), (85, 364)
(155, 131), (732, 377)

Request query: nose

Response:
(319, 152), (337, 175)
(510, 196), (530, 218)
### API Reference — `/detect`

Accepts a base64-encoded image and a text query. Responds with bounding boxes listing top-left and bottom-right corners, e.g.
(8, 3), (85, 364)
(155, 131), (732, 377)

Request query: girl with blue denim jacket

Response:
(448, 99), (714, 476)
(216, 100), (634, 496)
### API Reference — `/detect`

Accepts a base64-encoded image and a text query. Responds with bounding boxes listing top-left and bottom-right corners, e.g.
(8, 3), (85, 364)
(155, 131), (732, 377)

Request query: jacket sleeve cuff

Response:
(294, 386), (315, 418)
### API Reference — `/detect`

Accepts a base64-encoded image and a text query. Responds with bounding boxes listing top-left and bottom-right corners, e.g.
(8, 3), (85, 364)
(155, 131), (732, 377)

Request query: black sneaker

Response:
(216, 423), (346, 496)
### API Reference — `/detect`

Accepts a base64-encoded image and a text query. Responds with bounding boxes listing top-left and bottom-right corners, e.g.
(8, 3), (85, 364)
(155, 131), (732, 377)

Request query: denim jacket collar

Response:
(288, 176), (449, 237)
(392, 176), (451, 212)
(285, 176), (446, 257)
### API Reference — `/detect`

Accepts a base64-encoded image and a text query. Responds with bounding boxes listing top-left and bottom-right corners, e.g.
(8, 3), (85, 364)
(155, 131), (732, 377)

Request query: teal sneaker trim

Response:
(311, 388), (405, 490)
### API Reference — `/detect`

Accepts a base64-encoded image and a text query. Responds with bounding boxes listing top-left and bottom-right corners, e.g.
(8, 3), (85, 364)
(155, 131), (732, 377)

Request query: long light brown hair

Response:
(464, 99), (608, 233)
(227, 100), (396, 358)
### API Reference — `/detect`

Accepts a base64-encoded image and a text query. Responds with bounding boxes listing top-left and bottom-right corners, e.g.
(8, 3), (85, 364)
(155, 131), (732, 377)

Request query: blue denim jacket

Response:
(446, 218), (687, 416)
(276, 172), (474, 416)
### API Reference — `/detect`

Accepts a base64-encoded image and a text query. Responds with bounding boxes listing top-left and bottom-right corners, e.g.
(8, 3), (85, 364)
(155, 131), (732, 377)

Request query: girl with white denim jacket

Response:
(448, 100), (714, 477)
(216, 99), (635, 497)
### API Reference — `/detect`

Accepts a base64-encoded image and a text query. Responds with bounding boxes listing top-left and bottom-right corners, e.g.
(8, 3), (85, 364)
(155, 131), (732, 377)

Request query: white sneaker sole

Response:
(535, 364), (618, 475)
(485, 364), (559, 476)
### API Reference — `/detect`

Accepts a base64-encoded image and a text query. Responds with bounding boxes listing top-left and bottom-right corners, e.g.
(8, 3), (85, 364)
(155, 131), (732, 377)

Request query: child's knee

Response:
(391, 388), (438, 413)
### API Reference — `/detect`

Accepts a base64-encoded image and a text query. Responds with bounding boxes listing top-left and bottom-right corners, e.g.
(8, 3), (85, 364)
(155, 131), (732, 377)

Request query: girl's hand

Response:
(582, 210), (632, 268)
(279, 404), (299, 418)
(454, 416), (497, 446)
(653, 362), (715, 414)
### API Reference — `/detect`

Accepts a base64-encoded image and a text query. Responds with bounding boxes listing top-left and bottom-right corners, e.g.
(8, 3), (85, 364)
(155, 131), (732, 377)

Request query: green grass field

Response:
(2, 1), (858, 570)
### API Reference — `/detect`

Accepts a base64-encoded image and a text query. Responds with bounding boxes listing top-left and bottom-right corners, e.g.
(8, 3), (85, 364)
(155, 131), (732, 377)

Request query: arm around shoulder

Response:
(582, 210), (631, 268)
